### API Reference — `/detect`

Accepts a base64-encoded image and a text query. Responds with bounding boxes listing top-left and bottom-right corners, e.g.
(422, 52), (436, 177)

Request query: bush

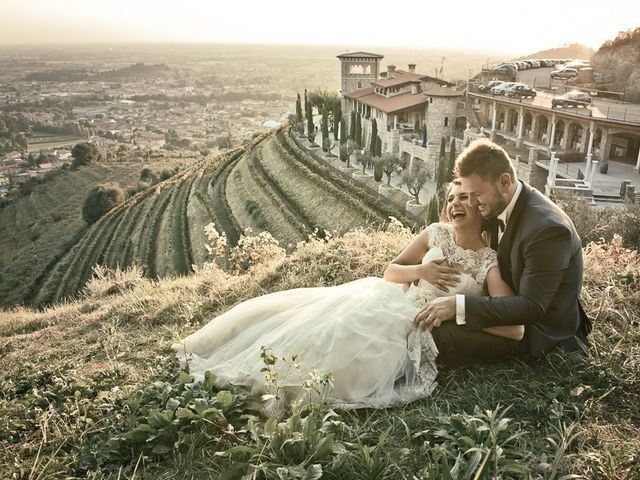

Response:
(71, 142), (101, 169)
(82, 182), (125, 224)
(160, 167), (178, 181)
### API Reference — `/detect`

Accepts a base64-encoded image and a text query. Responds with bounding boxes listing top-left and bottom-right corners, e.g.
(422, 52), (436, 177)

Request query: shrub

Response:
(82, 182), (125, 224)
(71, 142), (101, 168)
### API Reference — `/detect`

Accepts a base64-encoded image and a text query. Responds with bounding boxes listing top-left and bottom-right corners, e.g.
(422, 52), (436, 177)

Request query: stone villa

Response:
(339, 52), (471, 171)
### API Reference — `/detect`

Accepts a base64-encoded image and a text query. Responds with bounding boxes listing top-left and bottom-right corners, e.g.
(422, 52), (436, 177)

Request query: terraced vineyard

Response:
(28, 148), (245, 307)
(0, 164), (145, 308)
(10, 127), (419, 308)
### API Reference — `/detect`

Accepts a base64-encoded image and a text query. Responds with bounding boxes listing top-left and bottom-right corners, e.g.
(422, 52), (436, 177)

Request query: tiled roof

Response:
(345, 90), (429, 114)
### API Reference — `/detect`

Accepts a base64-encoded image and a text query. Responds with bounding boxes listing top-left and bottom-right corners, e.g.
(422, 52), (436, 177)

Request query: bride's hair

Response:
(439, 181), (492, 240)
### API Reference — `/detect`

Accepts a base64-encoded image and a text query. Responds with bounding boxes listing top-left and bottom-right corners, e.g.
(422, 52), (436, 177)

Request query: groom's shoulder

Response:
(521, 183), (579, 238)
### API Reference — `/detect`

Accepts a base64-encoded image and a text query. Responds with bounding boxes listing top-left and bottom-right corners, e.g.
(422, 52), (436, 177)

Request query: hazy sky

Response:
(1, 0), (638, 54)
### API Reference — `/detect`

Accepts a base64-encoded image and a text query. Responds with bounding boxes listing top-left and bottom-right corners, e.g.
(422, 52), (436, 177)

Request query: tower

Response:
(337, 52), (383, 94)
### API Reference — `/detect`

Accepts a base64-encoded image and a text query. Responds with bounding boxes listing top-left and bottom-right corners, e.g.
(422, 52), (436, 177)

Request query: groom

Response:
(416, 138), (591, 364)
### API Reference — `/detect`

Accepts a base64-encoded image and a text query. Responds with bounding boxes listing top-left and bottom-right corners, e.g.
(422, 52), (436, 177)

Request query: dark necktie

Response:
(497, 218), (506, 233)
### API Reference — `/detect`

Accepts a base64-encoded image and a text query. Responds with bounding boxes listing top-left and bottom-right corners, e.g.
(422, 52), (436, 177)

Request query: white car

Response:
(491, 82), (517, 95)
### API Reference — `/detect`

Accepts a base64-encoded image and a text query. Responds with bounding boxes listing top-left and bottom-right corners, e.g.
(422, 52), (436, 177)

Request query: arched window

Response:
(444, 117), (449, 127)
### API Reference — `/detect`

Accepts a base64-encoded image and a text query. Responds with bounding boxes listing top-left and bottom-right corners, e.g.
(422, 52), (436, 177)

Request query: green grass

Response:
(0, 226), (637, 479)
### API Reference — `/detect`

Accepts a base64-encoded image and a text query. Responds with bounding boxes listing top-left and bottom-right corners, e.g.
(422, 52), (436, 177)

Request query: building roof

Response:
(423, 85), (463, 97)
(375, 69), (454, 88)
(344, 90), (429, 114)
(337, 52), (384, 59)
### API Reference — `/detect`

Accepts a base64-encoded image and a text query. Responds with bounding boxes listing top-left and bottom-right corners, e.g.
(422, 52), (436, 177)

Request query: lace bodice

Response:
(405, 222), (497, 307)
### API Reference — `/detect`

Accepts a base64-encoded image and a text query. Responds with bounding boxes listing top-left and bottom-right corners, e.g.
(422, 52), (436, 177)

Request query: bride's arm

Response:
(383, 228), (460, 291)
(481, 266), (525, 341)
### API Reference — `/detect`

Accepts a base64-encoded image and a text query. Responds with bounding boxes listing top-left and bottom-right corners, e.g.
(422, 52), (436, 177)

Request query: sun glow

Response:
(1, 0), (637, 54)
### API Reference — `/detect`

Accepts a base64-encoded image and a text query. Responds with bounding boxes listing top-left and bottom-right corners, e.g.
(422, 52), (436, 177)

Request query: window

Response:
(357, 82), (362, 89)
(430, 97), (433, 104)
(444, 117), (449, 127)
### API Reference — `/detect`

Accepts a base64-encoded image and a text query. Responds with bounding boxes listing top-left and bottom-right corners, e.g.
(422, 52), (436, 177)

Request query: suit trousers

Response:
(432, 322), (523, 366)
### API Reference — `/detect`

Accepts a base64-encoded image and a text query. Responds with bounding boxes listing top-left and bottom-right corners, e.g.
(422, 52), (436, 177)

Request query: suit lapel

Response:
(497, 181), (529, 287)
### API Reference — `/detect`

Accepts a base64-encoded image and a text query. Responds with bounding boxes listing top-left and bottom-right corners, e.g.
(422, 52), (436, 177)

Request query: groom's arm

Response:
(463, 225), (573, 329)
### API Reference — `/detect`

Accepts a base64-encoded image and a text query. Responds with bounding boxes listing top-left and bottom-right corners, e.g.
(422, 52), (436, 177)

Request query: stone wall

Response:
(425, 97), (458, 143)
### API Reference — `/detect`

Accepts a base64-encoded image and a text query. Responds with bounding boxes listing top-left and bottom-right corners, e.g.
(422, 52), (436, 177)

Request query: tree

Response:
(369, 119), (378, 153)
(426, 193), (440, 225)
(71, 142), (101, 168)
(436, 137), (447, 189)
(355, 114), (362, 148)
(321, 108), (329, 151)
(355, 149), (372, 174)
(447, 139), (457, 183)
(350, 111), (356, 140)
(375, 152), (402, 187)
(139, 167), (158, 185)
(82, 182), (125, 224)
(402, 160), (430, 204)
(333, 102), (341, 141)
(295, 93), (303, 126)
(306, 100), (314, 144)
(339, 118), (347, 146)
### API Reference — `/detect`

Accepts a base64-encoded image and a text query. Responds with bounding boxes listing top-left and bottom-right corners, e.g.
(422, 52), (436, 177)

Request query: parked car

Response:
(506, 83), (537, 98)
(491, 63), (513, 74)
(491, 82), (517, 95)
(479, 80), (504, 93)
(551, 91), (592, 108)
(550, 67), (578, 79)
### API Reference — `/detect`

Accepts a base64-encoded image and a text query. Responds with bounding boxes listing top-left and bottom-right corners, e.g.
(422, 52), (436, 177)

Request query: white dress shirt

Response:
(455, 181), (523, 325)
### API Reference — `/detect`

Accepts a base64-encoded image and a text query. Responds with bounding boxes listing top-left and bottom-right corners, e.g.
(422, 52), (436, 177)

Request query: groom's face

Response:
(458, 173), (509, 219)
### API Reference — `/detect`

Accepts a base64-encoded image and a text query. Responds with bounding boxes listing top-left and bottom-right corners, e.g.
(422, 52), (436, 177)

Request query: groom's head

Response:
(454, 139), (517, 219)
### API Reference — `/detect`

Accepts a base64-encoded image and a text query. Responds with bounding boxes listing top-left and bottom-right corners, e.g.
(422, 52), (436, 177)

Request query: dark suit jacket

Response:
(465, 181), (591, 358)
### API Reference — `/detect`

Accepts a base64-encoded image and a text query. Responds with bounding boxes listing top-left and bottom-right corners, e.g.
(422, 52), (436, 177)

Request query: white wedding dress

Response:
(174, 223), (497, 409)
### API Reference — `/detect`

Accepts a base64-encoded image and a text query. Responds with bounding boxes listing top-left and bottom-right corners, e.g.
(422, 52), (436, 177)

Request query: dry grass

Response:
(0, 225), (638, 479)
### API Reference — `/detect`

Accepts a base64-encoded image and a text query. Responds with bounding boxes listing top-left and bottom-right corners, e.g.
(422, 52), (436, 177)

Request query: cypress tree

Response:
(370, 119), (378, 153)
(355, 114), (362, 147)
(426, 193), (440, 225)
(340, 118), (347, 145)
(304, 89), (308, 119)
(295, 93), (303, 125)
(321, 108), (329, 151)
(333, 102), (341, 141)
(447, 139), (456, 183)
(350, 111), (356, 140)
(437, 137), (447, 189)
(307, 104), (315, 143)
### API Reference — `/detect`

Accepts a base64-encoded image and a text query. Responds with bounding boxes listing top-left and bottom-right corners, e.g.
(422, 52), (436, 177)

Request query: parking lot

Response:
(477, 69), (640, 124)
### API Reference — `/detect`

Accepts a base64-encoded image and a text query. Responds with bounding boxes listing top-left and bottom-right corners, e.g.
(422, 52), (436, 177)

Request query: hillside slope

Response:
(591, 27), (640, 103)
(23, 127), (418, 308)
(0, 164), (147, 307)
(0, 227), (637, 479)
(518, 43), (595, 60)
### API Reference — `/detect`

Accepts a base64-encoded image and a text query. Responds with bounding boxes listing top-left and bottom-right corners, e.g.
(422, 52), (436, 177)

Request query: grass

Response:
(0, 225), (638, 479)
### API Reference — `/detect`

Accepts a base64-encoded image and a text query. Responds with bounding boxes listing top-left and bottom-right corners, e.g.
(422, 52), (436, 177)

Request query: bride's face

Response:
(446, 184), (483, 231)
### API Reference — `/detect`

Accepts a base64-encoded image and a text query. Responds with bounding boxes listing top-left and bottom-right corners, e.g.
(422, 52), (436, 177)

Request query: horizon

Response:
(1, 0), (637, 55)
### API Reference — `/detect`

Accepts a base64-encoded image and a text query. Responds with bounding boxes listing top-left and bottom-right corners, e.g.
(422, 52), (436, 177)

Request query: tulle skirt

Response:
(174, 277), (438, 409)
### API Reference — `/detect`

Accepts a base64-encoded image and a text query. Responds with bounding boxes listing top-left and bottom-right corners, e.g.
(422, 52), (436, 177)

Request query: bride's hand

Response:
(416, 259), (460, 292)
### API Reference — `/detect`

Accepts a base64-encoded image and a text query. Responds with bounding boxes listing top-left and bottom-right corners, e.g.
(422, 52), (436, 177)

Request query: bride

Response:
(174, 183), (523, 409)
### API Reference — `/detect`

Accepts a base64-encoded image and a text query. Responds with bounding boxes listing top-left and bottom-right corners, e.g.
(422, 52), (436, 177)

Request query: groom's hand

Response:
(414, 296), (456, 331)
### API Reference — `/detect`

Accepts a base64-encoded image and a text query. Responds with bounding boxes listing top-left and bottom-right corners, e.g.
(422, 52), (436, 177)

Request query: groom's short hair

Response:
(454, 138), (517, 182)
